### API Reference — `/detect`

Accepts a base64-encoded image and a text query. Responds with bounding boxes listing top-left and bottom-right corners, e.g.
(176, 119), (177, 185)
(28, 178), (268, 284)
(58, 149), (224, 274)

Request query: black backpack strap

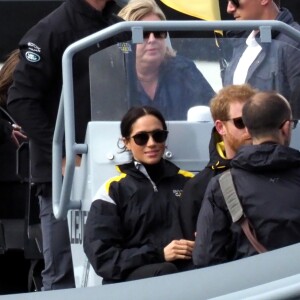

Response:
(219, 169), (267, 253)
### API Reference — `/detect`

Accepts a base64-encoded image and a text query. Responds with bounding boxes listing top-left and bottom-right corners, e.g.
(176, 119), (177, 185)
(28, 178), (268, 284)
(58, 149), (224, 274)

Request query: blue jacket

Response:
(223, 8), (300, 118)
(131, 55), (215, 120)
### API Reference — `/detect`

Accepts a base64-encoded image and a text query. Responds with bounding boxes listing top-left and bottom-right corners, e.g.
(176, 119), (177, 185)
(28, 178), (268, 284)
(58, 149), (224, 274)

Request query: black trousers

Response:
(125, 262), (178, 281)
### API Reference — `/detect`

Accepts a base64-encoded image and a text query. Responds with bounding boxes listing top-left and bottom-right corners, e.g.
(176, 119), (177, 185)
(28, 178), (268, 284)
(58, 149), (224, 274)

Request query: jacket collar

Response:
(118, 159), (180, 180)
(207, 127), (231, 170)
(232, 143), (300, 172)
(226, 7), (297, 41)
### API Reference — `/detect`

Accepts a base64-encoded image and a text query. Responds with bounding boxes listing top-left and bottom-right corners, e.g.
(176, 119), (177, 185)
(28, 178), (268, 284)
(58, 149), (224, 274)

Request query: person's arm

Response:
(180, 171), (211, 240)
(10, 124), (27, 147)
(83, 198), (165, 281)
(7, 22), (61, 153)
(163, 239), (194, 261)
(284, 43), (300, 119)
(193, 178), (232, 267)
(179, 56), (215, 106)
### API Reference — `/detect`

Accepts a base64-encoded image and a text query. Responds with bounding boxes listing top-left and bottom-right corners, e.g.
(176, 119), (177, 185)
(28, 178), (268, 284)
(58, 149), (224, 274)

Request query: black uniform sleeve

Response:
(7, 20), (62, 152)
(180, 169), (213, 240)
(84, 199), (164, 281)
(193, 178), (232, 267)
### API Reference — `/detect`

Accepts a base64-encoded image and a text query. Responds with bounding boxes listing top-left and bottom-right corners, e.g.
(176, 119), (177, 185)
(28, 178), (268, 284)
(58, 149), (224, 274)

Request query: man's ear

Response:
(245, 127), (251, 136)
(261, 0), (270, 6)
(215, 120), (226, 136)
(279, 120), (292, 146)
(280, 120), (290, 137)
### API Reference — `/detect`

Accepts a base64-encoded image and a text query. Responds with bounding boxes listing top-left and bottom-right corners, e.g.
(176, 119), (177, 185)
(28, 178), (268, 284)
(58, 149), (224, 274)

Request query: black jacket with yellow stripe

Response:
(83, 159), (194, 282)
(180, 127), (231, 240)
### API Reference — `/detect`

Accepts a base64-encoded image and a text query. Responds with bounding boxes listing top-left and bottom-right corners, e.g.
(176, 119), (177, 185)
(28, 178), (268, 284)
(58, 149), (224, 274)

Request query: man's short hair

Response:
(210, 84), (257, 121)
(274, 0), (280, 7)
(243, 92), (291, 138)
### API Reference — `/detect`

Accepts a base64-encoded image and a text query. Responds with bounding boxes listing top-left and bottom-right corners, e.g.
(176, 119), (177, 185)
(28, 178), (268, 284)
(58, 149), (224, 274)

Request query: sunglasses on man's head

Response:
(130, 129), (169, 146)
(143, 31), (168, 39)
(225, 117), (245, 129)
(228, 0), (240, 8)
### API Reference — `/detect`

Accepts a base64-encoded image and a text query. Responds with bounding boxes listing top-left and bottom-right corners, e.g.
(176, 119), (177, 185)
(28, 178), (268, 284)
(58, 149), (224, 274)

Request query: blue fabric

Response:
(132, 55), (215, 120)
(223, 8), (300, 118)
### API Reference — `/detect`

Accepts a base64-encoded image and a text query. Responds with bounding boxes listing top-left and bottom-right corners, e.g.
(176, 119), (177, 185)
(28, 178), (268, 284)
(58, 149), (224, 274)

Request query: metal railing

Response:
(52, 20), (300, 220)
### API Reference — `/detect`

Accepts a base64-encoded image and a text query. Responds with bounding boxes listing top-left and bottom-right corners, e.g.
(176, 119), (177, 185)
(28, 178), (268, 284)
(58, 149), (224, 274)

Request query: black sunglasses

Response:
(228, 0), (240, 8)
(279, 119), (298, 130)
(130, 130), (169, 146)
(143, 31), (168, 40)
(225, 117), (245, 129)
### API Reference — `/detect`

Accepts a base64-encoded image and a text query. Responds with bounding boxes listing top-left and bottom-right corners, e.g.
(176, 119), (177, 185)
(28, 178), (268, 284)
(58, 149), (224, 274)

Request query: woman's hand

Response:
(11, 124), (27, 147)
(164, 239), (195, 261)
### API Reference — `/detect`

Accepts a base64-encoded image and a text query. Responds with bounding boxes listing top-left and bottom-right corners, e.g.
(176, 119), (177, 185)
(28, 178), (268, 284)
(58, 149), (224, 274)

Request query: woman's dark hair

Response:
(121, 106), (167, 138)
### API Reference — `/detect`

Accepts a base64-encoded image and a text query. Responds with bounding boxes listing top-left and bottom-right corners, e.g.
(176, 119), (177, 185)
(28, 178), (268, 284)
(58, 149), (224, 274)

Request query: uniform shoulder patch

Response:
(25, 51), (41, 63)
(178, 169), (194, 178)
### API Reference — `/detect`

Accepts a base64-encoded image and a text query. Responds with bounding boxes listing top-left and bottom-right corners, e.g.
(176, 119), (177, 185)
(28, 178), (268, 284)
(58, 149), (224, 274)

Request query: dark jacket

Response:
(0, 118), (12, 145)
(0, 108), (21, 181)
(131, 55), (215, 120)
(193, 143), (300, 268)
(223, 8), (300, 118)
(180, 127), (230, 240)
(83, 159), (194, 282)
(7, 0), (123, 182)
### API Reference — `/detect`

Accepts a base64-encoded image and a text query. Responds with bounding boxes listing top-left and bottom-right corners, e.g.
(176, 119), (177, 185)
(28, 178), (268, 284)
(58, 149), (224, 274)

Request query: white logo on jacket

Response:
(173, 189), (183, 197)
(25, 51), (41, 63)
(27, 42), (41, 52)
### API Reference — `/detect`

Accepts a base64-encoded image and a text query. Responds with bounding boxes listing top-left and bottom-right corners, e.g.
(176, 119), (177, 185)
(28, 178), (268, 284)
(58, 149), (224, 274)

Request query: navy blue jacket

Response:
(131, 55), (215, 120)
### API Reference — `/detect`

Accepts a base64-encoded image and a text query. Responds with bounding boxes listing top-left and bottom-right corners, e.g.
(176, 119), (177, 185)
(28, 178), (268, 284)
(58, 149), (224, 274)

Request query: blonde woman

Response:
(118, 0), (215, 120)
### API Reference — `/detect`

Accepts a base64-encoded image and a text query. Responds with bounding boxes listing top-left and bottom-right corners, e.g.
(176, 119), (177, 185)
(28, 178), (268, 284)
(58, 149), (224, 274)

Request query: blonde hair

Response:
(0, 49), (20, 107)
(118, 0), (166, 21)
(210, 84), (258, 122)
(118, 0), (176, 57)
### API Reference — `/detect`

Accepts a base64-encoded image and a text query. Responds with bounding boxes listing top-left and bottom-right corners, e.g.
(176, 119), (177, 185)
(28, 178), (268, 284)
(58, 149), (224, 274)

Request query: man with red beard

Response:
(180, 84), (256, 240)
(193, 91), (300, 267)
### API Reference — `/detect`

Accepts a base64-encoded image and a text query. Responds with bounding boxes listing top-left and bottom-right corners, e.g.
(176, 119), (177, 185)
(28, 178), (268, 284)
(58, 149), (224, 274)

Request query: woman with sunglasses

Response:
(117, 0), (215, 120)
(84, 106), (195, 283)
